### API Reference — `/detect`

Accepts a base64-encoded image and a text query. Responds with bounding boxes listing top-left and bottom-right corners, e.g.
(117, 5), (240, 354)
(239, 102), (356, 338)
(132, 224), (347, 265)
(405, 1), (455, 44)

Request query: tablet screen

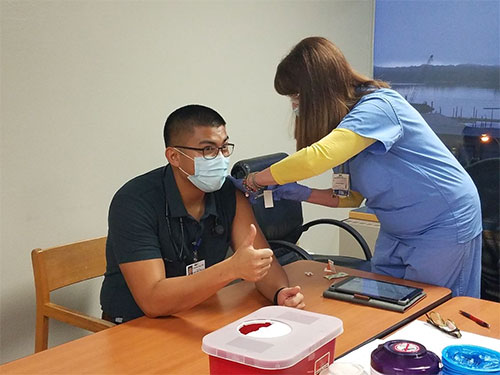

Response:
(332, 277), (422, 304)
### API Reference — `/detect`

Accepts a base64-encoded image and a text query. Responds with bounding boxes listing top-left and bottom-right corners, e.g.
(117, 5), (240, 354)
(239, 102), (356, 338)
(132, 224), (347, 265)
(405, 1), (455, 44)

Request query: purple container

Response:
(371, 340), (441, 374)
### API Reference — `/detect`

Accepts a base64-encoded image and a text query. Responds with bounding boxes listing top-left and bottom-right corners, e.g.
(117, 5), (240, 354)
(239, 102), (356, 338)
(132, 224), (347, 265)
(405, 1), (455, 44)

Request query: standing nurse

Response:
(237, 37), (482, 297)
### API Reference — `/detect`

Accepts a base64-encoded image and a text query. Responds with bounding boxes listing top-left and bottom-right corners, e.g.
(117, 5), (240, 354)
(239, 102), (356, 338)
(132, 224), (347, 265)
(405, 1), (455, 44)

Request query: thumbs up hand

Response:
(231, 224), (274, 282)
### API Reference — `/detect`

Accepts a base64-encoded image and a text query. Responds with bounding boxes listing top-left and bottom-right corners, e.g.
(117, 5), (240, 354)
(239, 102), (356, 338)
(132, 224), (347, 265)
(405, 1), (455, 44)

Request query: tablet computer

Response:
(327, 276), (424, 306)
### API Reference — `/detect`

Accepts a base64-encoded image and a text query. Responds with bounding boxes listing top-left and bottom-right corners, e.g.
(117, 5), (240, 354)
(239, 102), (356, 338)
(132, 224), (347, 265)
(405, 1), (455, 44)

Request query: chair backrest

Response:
(231, 153), (304, 243)
(32, 237), (108, 297)
(465, 158), (500, 302)
(465, 157), (499, 230)
(32, 236), (114, 352)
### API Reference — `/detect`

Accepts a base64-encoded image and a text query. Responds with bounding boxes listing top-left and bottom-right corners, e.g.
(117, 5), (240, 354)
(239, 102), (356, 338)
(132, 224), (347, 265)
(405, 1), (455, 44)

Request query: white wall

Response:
(0, 0), (374, 364)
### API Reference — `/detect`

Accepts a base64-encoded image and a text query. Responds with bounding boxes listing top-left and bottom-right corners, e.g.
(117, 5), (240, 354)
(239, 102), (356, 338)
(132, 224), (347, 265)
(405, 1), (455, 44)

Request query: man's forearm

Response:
(255, 258), (289, 302)
(132, 258), (237, 318)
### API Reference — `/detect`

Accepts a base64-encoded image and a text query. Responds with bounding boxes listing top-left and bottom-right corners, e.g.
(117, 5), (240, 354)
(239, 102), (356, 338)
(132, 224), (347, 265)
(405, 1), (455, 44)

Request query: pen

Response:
(459, 310), (490, 328)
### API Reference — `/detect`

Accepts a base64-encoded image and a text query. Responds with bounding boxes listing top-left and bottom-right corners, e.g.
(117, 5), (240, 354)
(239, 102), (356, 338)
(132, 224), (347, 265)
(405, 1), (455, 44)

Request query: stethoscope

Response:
(162, 166), (225, 264)
(164, 206), (186, 262)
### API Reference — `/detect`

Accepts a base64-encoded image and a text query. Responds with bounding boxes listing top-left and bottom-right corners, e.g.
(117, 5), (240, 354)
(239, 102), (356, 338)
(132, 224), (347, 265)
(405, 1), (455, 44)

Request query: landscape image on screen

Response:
(374, 0), (499, 166)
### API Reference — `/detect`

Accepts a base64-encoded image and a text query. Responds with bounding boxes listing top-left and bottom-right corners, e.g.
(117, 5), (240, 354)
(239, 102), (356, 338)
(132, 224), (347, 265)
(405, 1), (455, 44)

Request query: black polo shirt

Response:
(100, 165), (236, 321)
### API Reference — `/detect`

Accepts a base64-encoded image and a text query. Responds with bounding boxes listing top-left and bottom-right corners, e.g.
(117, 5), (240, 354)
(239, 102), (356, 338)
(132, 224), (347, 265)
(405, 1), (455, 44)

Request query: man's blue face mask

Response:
(176, 150), (230, 193)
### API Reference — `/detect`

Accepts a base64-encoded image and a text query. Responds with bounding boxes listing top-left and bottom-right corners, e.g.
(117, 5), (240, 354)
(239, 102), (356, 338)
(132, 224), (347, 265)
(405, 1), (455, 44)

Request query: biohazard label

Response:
(314, 352), (330, 374)
(392, 342), (421, 353)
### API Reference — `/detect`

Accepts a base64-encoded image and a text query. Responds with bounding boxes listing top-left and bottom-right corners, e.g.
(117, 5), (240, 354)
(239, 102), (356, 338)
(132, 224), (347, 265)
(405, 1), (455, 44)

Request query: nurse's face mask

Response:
(174, 144), (233, 193)
(290, 94), (300, 116)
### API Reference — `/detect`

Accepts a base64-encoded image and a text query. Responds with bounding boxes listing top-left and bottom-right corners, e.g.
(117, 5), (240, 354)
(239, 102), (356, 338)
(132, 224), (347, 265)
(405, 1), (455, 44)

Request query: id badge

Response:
(263, 190), (274, 209)
(186, 260), (205, 275)
(332, 173), (350, 197)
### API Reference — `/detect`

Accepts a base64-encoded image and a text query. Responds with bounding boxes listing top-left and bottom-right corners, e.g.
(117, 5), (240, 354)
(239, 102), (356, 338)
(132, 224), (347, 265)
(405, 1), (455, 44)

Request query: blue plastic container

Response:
(441, 345), (500, 375)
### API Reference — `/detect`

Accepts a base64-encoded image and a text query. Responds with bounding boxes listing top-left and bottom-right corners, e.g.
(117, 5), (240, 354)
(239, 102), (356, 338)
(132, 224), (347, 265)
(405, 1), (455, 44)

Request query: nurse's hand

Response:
(270, 183), (311, 202)
(227, 175), (260, 203)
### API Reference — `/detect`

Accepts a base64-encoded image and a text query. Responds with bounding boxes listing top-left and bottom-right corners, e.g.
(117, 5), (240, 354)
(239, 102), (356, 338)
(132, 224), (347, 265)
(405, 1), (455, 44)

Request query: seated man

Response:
(100, 104), (305, 323)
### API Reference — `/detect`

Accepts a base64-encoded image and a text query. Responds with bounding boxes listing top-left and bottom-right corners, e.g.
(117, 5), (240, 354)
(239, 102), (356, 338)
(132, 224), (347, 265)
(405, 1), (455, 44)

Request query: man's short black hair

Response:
(163, 104), (226, 147)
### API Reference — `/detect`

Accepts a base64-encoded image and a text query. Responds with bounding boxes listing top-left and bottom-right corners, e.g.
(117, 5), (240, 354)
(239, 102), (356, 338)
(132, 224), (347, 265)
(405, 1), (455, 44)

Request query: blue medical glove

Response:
(226, 176), (260, 204)
(227, 175), (245, 192)
(271, 183), (311, 202)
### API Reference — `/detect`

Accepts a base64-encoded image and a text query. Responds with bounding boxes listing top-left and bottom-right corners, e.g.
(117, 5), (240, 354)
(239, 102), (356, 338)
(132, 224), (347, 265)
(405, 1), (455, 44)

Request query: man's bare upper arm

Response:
(119, 258), (166, 310)
(231, 191), (269, 251)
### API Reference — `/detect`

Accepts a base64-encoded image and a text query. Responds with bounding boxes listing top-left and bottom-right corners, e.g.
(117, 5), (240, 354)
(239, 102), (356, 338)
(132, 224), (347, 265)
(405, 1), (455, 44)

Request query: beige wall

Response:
(0, 0), (374, 363)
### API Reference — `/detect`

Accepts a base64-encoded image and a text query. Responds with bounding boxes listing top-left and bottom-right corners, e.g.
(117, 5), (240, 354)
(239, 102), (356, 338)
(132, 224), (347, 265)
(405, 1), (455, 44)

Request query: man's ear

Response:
(165, 147), (180, 167)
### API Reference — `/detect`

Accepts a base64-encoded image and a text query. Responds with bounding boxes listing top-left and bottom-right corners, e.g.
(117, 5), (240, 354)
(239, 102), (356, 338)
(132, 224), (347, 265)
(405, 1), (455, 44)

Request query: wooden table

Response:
(1, 260), (451, 374)
(416, 296), (499, 338)
(349, 206), (379, 222)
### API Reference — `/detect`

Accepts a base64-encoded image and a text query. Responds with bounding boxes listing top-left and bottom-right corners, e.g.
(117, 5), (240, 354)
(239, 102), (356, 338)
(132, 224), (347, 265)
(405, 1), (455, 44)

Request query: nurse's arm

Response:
(307, 189), (365, 208)
(255, 128), (375, 186)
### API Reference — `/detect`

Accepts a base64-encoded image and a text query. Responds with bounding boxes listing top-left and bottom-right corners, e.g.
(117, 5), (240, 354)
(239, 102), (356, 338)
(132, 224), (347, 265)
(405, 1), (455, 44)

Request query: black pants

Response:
(102, 312), (122, 324)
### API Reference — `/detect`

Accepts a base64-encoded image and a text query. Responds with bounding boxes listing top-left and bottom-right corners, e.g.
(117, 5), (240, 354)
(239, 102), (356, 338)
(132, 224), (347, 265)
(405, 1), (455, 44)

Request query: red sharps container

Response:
(202, 306), (343, 374)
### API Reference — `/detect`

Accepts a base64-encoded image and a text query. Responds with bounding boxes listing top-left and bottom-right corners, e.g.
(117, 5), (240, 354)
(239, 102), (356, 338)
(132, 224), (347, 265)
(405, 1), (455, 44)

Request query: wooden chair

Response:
(31, 236), (115, 352)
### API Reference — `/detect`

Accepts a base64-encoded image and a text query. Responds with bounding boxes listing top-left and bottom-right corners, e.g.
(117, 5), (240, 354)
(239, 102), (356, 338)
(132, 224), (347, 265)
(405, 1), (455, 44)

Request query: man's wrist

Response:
(222, 256), (238, 281)
(273, 286), (287, 305)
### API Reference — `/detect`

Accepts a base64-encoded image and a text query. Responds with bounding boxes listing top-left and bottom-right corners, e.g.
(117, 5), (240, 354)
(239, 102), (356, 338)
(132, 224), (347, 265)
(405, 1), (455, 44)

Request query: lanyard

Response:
(192, 238), (202, 262)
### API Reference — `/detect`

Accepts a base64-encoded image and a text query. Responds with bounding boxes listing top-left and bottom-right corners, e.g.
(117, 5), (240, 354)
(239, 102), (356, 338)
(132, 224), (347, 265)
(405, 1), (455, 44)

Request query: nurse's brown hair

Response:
(274, 36), (390, 150)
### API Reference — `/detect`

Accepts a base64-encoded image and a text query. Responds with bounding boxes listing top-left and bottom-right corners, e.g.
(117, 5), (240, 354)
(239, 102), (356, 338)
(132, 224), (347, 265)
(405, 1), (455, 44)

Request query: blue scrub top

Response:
(337, 89), (481, 244)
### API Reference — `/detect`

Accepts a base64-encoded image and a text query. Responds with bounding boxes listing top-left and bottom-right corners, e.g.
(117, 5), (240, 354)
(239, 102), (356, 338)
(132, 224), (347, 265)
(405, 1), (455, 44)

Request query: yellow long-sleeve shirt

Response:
(270, 128), (375, 207)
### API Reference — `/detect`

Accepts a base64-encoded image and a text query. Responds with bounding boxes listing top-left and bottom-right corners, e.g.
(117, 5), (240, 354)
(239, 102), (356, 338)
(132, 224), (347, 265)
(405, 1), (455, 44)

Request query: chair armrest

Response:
(302, 218), (372, 260)
(268, 240), (313, 261)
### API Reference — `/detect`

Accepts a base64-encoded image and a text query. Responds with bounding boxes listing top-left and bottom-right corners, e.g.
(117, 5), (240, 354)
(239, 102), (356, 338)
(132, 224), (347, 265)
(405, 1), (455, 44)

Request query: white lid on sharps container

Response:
(202, 306), (343, 370)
